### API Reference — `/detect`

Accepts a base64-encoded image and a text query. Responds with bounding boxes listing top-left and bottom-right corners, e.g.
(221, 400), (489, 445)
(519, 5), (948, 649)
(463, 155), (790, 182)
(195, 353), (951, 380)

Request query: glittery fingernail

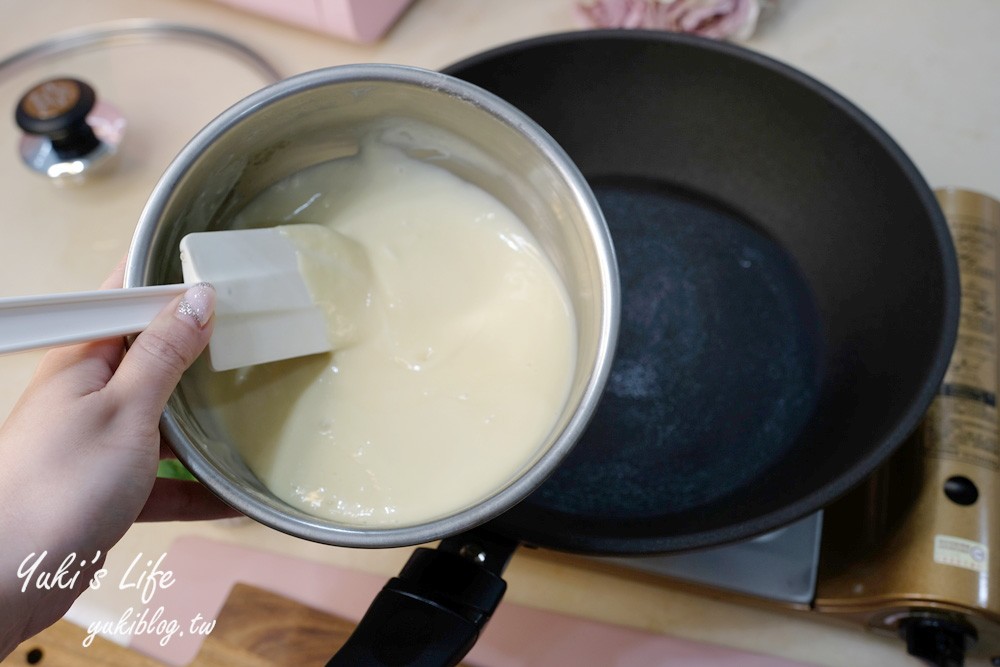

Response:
(177, 282), (215, 328)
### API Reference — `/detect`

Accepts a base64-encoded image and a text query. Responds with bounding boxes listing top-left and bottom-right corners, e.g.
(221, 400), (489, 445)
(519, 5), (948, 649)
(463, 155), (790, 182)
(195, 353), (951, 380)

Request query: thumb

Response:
(109, 283), (215, 415)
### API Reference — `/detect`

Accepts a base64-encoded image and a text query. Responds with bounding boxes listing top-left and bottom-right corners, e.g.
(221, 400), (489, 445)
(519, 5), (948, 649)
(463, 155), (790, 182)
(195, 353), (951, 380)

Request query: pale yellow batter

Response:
(194, 141), (577, 527)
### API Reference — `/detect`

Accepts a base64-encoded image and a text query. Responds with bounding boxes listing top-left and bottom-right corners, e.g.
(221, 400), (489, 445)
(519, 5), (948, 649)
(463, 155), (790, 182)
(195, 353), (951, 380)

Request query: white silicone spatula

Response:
(0, 224), (345, 371)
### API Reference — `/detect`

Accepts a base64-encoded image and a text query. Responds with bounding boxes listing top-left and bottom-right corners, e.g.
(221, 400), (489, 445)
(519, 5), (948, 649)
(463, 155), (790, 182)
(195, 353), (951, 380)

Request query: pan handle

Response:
(326, 528), (519, 667)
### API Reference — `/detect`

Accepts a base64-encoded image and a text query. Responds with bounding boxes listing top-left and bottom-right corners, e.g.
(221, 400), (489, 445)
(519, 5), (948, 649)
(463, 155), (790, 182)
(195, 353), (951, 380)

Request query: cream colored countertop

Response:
(2, 1), (999, 665)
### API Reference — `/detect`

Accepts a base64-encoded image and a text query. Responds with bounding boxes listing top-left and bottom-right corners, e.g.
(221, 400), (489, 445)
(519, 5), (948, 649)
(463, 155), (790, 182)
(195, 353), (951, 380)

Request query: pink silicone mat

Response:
(131, 536), (811, 666)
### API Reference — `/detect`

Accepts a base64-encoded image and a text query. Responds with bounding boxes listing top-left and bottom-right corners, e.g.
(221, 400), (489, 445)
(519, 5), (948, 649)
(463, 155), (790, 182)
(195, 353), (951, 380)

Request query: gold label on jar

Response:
(924, 190), (1000, 470)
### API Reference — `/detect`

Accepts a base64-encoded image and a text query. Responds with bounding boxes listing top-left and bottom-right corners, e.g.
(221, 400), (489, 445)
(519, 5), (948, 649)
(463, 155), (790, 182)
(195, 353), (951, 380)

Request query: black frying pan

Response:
(328, 31), (959, 666)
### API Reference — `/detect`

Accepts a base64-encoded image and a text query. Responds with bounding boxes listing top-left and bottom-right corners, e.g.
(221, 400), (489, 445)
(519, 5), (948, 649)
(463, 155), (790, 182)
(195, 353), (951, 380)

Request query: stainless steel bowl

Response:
(125, 64), (619, 548)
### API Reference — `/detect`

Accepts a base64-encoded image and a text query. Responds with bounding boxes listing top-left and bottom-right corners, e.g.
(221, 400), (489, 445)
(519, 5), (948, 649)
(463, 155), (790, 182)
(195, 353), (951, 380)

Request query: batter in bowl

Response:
(192, 139), (577, 527)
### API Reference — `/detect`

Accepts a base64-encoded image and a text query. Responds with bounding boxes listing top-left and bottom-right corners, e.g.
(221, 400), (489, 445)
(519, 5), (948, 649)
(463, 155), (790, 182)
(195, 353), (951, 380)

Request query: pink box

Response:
(212, 0), (416, 43)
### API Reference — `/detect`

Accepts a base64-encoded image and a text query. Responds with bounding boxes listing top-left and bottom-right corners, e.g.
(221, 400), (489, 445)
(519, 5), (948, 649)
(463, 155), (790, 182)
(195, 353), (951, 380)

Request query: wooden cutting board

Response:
(1, 583), (471, 666)
(0, 617), (164, 667)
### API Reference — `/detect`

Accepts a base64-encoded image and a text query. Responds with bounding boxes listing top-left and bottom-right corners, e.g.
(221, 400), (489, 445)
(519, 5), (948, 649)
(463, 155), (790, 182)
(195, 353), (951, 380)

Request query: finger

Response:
(107, 283), (215, 416)
(159, 440), (177, 460)
(85, 256), (148, 373)
(100, 255), (127, 289)
(137, 477), (242, 522)
(33, 257), (131, 388)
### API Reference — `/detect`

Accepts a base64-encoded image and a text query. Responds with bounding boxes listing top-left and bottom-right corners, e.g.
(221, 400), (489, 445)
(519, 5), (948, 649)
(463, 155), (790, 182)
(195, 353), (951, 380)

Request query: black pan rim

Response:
(443, 29), (961, 554)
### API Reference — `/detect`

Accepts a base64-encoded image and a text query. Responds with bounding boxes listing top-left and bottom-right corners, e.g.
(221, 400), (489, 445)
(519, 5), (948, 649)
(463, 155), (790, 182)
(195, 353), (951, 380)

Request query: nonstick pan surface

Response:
(443, 31), (959, 554)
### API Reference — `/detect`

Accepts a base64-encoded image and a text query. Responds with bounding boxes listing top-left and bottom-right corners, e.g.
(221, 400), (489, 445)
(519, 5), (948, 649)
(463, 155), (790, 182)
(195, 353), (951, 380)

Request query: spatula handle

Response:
(0, 284), (188, 354)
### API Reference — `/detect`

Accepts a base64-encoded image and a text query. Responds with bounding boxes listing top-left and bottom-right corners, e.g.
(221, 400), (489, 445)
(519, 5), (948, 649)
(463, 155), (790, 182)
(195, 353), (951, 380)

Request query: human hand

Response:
(0, 260), (238, 654)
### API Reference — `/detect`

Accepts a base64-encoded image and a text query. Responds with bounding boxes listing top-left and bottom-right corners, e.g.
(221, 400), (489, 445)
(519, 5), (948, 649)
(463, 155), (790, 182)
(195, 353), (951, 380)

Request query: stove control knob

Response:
(14, 77), (125, 183)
